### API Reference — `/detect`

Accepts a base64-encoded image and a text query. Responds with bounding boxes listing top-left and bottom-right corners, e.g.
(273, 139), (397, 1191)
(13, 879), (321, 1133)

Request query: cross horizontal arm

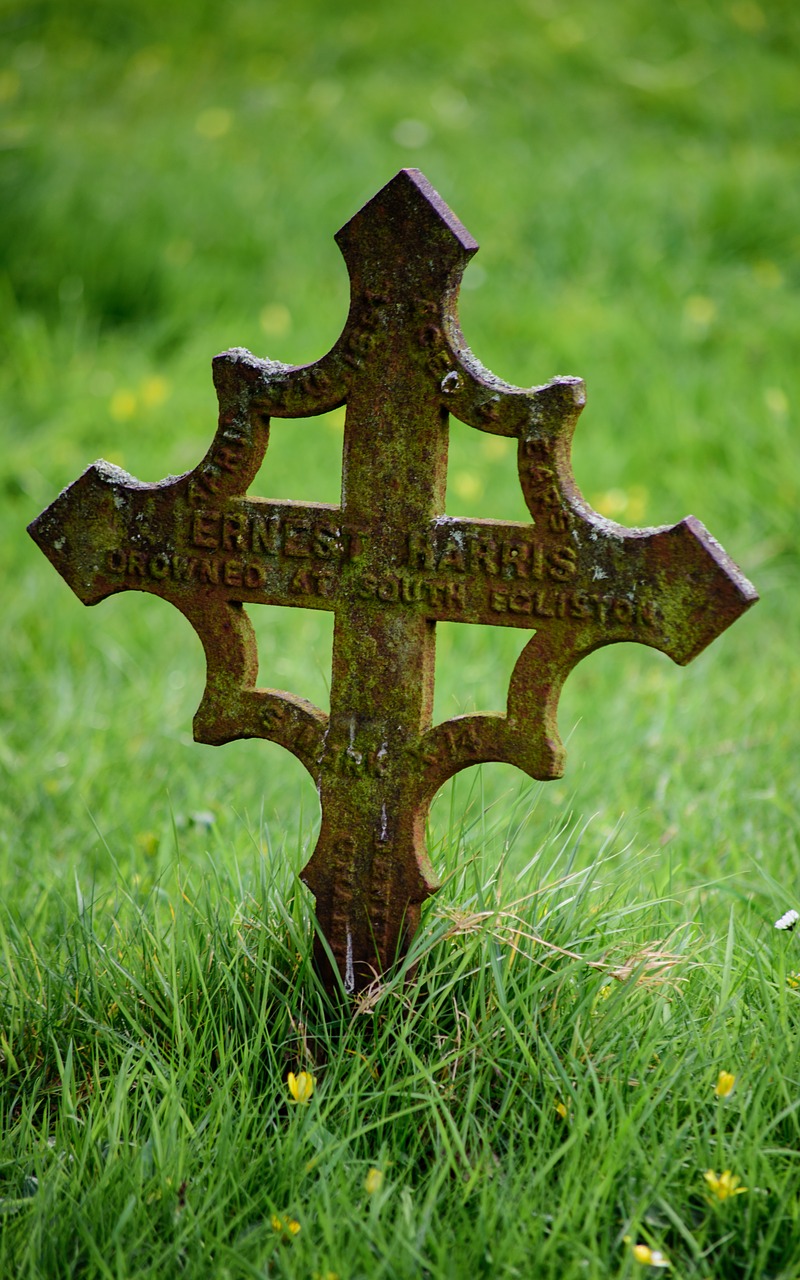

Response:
(413, 511), (757, 796)
(33, 454), (746, 652)
(26, 465), (345, 614)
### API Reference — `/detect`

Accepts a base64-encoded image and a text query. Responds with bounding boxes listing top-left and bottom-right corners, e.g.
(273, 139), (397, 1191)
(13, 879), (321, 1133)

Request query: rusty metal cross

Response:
(29, 169), (757, 994)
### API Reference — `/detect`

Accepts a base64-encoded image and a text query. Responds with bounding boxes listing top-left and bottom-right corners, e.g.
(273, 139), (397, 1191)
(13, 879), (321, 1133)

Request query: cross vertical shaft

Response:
(301, 176), (475, 991)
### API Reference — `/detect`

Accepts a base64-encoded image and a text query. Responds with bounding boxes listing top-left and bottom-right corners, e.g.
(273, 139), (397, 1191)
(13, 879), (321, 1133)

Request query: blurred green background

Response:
(1, 0), (798, 913)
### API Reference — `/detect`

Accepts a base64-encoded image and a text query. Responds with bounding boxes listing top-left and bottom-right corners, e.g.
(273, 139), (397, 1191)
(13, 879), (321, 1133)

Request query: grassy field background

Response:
(1, 1), (799, 1276)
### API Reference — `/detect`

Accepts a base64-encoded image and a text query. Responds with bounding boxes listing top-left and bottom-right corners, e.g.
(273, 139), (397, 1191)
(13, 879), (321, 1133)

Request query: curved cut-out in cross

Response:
(29, 169), (758, 995)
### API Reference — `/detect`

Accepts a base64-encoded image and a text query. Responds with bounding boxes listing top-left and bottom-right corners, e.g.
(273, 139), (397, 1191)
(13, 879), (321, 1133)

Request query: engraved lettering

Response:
(509, 590), (531, 614)
(448, 582), (466, 610)
(502, 541), (530, 579)
(198, 558), (219, 585)
(308, 366), (331, 394)
(172, 556), (194, 581)
(478, 399), (499, 423)
(344, 525), (368, 559)
(313, 521), (340, 558)
(199, 468), (224, 496)
(522, 435), (552, 459)
(108, 549), (126, 573)
(532, 544), (545, 581)
(222, 513), (246, 551)
(290, 568), (314, 594)
(472, 538), (499, 576)
(366, 747), (388, 777)
(149, 553), (170, 579)
(613, 598), (634, 625)
(408, 531), (434, 571)
(549, 545), (577, 581)
(262, 701), (285, 732)
(128, 551), (147, 575)
(216, 444), (243, 473)
(418, 322), (440, 348)
(535, 590), (555, 618)
(348, 324), (377, 362)
(409, 738), (438, 767)
(491, 590), (507, 613)
(439, 536), (466, 573)
(192, 510), (219, 549)
(639, 600), (659, 627)
(283, 521), (311, 557)
(549, 509), (570, 533)
(294, 722), (320, 755)
(324, 741), (390, 779)
(570, 591), (591, 619)
(591, 595), (609, 624)
(251, 513), (279, 556)
(401, 577), (424, 604)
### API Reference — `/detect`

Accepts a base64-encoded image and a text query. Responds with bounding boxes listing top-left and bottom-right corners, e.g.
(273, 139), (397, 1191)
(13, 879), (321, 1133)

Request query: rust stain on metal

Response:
(28, 170), (758, 994)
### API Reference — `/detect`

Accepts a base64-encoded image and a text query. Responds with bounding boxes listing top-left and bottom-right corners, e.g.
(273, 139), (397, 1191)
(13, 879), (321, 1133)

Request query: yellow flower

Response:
(140, 375), (170, 409)
(271, 1213), (301, 1236)
(631, 1242), (670, 1268)
(195, 107), (233, 139)
(109, 389), (137, 421)
(788, 971), (799, 989)
(590, 485), (649, 524)
(452, 470), (484, 502)
(684, 294), (717, 329)
(704, 1169), (747, 1202)
(714, 1070), (736, 1099)
(287, 1070), (315, 1103)
(260, 302), (292, 338)
(554, 1099), (568, 1120)
(364, 1167), (384, 1194)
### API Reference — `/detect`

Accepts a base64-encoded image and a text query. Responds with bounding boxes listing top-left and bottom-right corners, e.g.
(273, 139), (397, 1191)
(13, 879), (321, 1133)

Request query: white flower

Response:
(775, 909), (799, 931)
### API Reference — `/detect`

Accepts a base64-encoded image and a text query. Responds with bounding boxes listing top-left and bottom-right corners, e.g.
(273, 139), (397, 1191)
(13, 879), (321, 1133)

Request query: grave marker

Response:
(29, 169), (758, 994)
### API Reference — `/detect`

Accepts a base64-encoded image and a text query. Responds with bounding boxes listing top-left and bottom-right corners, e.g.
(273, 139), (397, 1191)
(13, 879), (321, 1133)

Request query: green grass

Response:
(2, 0), (800, 1274)
(4, 826), (800, 1278)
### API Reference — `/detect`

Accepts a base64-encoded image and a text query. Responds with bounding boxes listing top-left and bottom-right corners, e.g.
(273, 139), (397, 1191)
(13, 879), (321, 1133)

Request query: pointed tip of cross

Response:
(335, 169), (478, 280)
(394, 168), (479, 253)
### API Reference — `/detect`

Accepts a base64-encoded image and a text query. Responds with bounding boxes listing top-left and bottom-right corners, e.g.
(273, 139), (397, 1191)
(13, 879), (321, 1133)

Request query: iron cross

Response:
(29, 169), (757, 994)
